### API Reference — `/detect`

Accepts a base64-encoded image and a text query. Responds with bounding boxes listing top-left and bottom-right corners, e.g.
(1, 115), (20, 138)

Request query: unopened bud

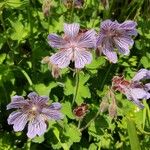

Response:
(63, 0), (84, 9)
(41, 56), (61, 78)
(108, 102), (117, 118)
(42, 0), (52, 17)
(41, 56), (50, 64)
(73, 103), (88, 118)
(100, 0), (109, 10)
(100, 97), (109, 112)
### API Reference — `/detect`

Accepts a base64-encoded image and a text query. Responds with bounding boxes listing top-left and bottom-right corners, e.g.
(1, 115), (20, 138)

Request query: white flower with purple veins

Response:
(7, 92), (63, 138)
(48, 23), (96, 69)
(97, 20), (137, 63)
(112, 69), (150, 109)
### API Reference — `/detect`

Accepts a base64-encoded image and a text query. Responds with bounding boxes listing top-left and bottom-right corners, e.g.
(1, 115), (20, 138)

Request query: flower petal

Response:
(7, 96), (27, 110)
(100, 19), (119, 29)
(42, 108), (64, 120)
(74, 48), (92, 68)
(28, 92), (49, 104)
(78, 29), (96, 48)
(28, 92), (38, 100)
(50, 48), (73, 68)
(102, 43), (118, 63)
(64, 23), (80, 39)
(132, 69), (150, 81)
(48, 34), (68, 49)
(49, 102), (62, 110)
(145, 83), (150, 92)
(8, 111), (28, 131)
(27, 116), (47, 138)
(119, 21), (137, 36)
(125, 88), (147, 109)
(119, 20), (137, 29)
(8, 111), (23, 125)
(114, 36), (133, 55)
(96, 33), (105, 46)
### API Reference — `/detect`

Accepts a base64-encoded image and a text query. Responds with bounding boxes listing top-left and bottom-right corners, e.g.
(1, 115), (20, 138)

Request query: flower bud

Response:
(42, 0), (52, 17)
(108, 103), (117, 118)
(73, 103), (88, 118)
(100, 97), (109, 112)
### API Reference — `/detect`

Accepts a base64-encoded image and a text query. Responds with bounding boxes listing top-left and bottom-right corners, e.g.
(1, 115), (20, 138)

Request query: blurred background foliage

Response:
(0, 0), (150, 149)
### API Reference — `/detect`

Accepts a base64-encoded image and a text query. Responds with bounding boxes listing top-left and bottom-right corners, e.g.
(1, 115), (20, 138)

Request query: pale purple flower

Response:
(7, 92), (63, 138)
(112, 69), (150, 108)
(48, 23), (96, 69)
(97, 20), (137, 63)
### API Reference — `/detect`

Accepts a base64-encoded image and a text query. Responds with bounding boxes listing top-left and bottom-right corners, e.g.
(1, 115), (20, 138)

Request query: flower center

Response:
(31, 105), (38, 111)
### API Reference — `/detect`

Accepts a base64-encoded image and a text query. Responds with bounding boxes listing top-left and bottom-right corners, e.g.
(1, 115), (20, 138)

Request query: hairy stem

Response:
(80, 109), (101, 132)
(72, 70), (80, 105)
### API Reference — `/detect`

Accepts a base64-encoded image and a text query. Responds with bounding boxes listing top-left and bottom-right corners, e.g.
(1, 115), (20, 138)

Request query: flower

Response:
(112, 69), (150, 109)
(48, 23), (96, 69)
(7, 92), (63, 138)
(97, 20), (137, 63)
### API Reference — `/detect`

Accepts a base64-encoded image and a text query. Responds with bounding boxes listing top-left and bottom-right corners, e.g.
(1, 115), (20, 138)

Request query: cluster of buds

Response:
(100, 90), (117, 119)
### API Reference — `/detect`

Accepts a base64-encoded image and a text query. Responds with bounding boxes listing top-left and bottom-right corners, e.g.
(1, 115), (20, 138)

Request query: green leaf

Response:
(9, 20), (29, 42)
(140, 55), (150, 69)
(65, 124), (81, 143)
(53, 128), (70, 150)
(6, 0), (28, 9)
(86, 56), (106, 74)
(61, 101), (75, 119)
(35, 82), (58, 96)
(89, 143), (98, 150)
(0, 54), (6, 64)
(32, 135), (45, 143)
(64, 73), (91, 104)
(127, 118), (141, 150)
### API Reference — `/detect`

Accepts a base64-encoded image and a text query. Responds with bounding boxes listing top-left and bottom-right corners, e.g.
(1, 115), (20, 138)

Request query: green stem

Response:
(77, 119), (82, 129)
(0, 11), (13, 52)
(70, 1), (75, 22)
(26, 139), (31, 150)
(80, 109), (100, 132)
(0, 81), (8, 103)
(16, 67), (36, 92)
(100, 64), (112, 90)
(72, 71), (80, 104)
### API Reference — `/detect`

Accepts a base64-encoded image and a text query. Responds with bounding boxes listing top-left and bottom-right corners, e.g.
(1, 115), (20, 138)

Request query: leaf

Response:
(89, 143), (98, 150)
(64, 73), (91, 104)
(5, 0), (28, 9)
(127, 118), (141, 150)
(9, 20), (29, 42)
(0, 54), (6, 64)
(140, 55), (150, 69)
(35, 82), (58, 96)
(86, 56), (106, 74)
(61, 101), (75, 119)
(65, 124), (81, 143)
(53, 128), (70, 150)
(32, 135), (45, 143)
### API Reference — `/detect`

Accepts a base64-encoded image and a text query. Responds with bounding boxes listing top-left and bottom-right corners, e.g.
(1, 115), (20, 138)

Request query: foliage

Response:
(0, 0), (150, 149)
